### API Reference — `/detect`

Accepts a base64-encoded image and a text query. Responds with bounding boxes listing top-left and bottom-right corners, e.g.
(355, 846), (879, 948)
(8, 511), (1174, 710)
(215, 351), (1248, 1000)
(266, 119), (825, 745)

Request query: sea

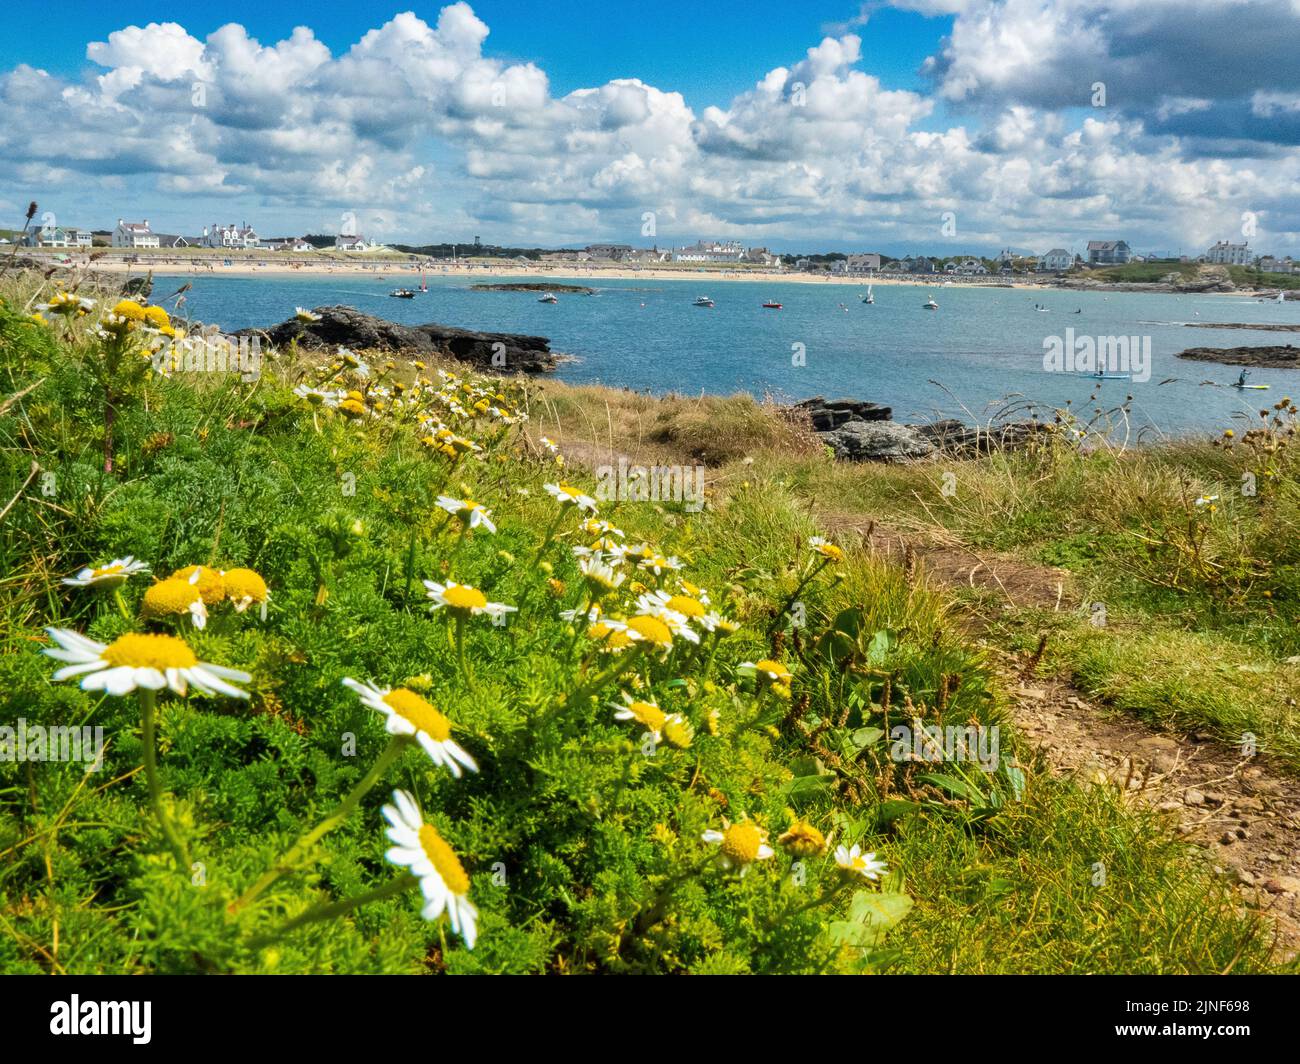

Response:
(153, 271), (1300, 437)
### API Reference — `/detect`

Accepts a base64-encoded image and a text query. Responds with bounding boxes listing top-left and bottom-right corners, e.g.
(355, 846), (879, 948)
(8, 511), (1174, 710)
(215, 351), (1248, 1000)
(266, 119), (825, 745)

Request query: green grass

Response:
(0, 274), (1289, 974)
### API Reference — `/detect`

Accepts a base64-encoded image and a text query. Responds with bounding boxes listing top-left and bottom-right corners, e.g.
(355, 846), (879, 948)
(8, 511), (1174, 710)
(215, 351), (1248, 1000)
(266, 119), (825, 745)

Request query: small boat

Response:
(419, 266), (428, 293)
(693, 296), (714, 307)
(538, 292), (558, 304)
(861, 285), (874, 304)
(389, 288), (416, 298)
(923, 296), (938, 310)
(1084, 372), (1131, 380)
(762, 300), (782, 309)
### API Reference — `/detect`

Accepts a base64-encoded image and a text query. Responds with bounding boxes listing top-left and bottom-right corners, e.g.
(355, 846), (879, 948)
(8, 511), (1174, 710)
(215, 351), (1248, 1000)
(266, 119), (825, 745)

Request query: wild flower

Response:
(224, 567), (271, 620)
(834, 844), (887, 881)
(171, 565), (226, 606)
(779, 819), (826, 858)
(44, 629), (250, 699)
(424, 580), (516, 622)
(437, 495), (497, 533)
(342, 679), (477, 778)
(63, 556), (149, 589)
(382, 790), (478, 948)
(613, 692), (667, 740)
(702, 819), (774, 875)
(294, 307), (321, 322)
(544, 482), (598, 513)
(141, 578), (208, 629)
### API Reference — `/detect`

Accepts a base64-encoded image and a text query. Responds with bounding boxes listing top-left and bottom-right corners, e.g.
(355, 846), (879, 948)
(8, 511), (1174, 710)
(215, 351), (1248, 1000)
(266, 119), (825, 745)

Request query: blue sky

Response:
(2, 1), (1299, 256)
(0, 1), (948, 104)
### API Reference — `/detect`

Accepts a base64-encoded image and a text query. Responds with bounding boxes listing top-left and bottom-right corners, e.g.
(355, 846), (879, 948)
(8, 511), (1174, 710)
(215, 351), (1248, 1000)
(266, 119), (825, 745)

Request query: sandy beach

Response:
(24, 251), (1054, 290)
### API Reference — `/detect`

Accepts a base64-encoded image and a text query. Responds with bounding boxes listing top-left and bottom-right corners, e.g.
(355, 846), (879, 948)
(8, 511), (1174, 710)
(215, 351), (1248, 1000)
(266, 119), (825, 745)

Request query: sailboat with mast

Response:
(860, 284), (874, 304)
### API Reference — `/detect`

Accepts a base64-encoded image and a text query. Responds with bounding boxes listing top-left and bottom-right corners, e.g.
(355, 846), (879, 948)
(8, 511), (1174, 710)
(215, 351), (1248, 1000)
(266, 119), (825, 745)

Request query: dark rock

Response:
(1176, 345), (1300, 369)
(234, 305), (556, 373)
(820, 420), (935, 462)
(791, 396), (892, 431)
(471, 282), (594, 294)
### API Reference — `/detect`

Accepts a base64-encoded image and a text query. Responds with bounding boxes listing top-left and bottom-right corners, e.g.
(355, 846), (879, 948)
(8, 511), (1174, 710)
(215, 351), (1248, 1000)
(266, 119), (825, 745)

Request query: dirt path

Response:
(831, 513), (1300, 961)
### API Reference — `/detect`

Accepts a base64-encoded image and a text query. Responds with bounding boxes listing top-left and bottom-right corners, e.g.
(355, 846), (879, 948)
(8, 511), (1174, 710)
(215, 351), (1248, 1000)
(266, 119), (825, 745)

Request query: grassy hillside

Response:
(0, 273), (1289, 973)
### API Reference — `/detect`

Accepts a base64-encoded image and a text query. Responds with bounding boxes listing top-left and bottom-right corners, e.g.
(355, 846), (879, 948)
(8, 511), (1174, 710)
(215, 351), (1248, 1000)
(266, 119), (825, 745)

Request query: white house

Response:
(1205, 240), (1249, 265)
(334, 234), (371, 252)
(113, 220), (160, 249)
(953, 257), (988, 275)
(203, 223), (259, 249)
(1086, 240), (1131, 265)
(1039, 248), (1072, 272)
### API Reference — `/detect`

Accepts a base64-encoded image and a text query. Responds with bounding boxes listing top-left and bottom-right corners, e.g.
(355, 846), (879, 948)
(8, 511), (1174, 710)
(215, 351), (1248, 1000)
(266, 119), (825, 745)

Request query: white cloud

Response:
(0, 2), (1297, 253)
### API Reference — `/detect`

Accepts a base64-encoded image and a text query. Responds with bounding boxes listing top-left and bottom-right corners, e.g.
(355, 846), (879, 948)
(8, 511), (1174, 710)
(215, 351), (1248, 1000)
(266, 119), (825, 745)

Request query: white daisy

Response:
(544, 482), (598, 513)
(44, 629), (250, 699)
(424, 580), (517, 622)
(633, 592), (701, 644)
(702, 821), (775, 875)
(341, 678), (477, 777)
(834, 843), (888, 881)
(382, 789), (478, 948)
(579, 555), (625, 593)
(63, 556), (150, 589)
(436, 496), (497, 534)
(294, 307), (321, 322)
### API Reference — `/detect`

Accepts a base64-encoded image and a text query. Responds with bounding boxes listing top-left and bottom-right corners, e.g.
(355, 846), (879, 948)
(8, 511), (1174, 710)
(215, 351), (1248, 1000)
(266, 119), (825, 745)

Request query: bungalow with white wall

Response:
(334, 234), (371, 252)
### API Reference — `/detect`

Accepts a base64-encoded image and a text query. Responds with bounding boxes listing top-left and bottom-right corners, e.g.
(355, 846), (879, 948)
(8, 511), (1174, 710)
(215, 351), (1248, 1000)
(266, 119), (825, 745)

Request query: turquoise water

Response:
(156, 271), (1300, 436)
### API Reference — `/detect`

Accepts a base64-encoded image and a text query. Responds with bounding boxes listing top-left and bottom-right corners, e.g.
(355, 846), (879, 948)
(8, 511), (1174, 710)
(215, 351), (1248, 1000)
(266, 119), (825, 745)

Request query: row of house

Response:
(96, 219), (375, 252)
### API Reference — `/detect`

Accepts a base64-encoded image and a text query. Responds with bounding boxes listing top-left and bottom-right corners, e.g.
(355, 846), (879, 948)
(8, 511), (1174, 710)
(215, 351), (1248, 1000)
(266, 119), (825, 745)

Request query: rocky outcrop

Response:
(789, 398), (1049, 462)
(791, 396), (892, 431)
(820, 420), (935, 462)
(471, 282), (594, 294)
(235, 305), (557, 372)
(1177, 345), (1300, 369)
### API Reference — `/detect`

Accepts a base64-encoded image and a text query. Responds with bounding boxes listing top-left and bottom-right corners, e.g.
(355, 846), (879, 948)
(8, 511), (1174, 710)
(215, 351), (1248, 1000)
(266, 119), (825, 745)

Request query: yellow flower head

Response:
(171, 565), (226, 605)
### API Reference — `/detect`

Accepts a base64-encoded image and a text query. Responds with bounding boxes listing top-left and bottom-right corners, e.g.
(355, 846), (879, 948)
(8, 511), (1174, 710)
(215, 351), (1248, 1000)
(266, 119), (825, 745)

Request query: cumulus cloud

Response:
(0, 1), (1298, 252)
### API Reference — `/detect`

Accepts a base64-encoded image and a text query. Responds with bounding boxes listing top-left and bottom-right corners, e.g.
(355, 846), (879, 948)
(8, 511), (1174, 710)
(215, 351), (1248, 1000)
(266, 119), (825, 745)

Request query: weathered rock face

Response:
(793, 396), (893, 431)
(820, 420), (936, 462)
(235, 305), (557, 373)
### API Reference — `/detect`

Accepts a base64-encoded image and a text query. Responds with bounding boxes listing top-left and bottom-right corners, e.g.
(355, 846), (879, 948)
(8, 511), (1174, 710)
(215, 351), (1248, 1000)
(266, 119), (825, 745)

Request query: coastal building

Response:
(334, 234), (371, 252)
(834, 253), (881, 275)
(1039, 248), (1072, 272)
(897, 255), (937, 274)
(672, 240), (747, 263)
(203, 223), (259, 250)
(1205, 240), (1250, 265)
(584, 244), (633, 261)
(264, 237), (316, 252)
(23, 224), (91, 248)
(540, 250), (591, 262)
(153, 234), (193, 249)
(1258, 255), (1296, 274)
(953, 257), (988, 275)
(1086, 240), (1131, 265)
(112, 220), (160, 249)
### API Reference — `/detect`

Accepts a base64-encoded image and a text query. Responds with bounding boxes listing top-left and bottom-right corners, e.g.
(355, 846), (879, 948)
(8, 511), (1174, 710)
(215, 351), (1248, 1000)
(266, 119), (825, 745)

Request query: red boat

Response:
(762, 300), (782, 309)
